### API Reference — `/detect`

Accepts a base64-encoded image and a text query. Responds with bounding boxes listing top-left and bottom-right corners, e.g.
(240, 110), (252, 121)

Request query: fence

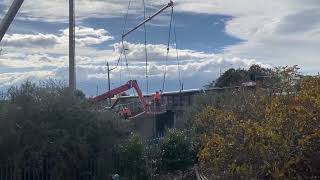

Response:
(0, 140), (164, 180)
(0, 151), (121, 180)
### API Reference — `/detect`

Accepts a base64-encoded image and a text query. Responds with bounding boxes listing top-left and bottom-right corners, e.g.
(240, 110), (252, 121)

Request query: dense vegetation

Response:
(190, 66), (320, 179)
(0, 81), (131, 179)
(207, 64), (274, 88)
(0, 65), (319, 179)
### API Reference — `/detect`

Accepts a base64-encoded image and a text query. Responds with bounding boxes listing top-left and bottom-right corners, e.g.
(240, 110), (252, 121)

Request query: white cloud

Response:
(0, 0), (147, 22)
(2, 26), (113, 48)
(0, 0), (177, 24)
(171, 0), (320, 69)
(2, 0), (318, 69)
(2, 33), (59, 47)
(0, 40), (261, 94)
(3, 0), (320, 93)
(0, 71), (54, 88)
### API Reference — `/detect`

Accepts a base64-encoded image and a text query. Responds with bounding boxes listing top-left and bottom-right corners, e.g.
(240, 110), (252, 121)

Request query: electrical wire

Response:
(162, 6), (174, 92)
(173, 9), (183, 91)
(142, 0), (149, 94)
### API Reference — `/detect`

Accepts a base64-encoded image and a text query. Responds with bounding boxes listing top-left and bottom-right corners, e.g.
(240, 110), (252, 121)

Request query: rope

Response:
(162, 6), (174, 92)
(110, 0), (132, 84)
(123, 0), (132, 36)
(173, 9), (183, 91)
(142, 0), (149, 94)
(122, 0), (132, 84)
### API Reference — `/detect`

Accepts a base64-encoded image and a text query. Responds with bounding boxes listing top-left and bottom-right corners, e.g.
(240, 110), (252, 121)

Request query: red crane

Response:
(93, 80), (166, 119)
(93, 80), (148, 111)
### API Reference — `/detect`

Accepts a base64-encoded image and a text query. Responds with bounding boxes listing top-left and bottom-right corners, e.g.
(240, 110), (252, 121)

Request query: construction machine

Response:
(93, 80), (166, 119)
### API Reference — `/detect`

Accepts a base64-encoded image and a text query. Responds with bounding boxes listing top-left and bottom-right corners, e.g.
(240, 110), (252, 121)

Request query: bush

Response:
(194, 76), (320, 179)
(118, 134), (148, 179)
(0, 81), (130, 179)
(160, 129), (197, 172)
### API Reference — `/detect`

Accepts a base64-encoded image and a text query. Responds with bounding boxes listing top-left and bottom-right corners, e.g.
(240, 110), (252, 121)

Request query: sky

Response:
(0, 0), (320, 96)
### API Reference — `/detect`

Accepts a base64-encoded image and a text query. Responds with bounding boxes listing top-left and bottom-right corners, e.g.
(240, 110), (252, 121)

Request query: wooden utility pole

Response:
(69, 0), (76, 90)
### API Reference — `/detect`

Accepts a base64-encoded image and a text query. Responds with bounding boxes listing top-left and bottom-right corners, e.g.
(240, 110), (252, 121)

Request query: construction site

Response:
(1, 0), (320, 180)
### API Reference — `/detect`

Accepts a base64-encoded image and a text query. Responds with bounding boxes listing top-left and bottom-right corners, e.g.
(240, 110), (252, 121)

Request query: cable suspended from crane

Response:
(162, 6), (174, 92)
(142, 0), (149, 94)
(117, 0), (174, 92)
(95, 0), (185, 119)
(173, 8), (183, 91)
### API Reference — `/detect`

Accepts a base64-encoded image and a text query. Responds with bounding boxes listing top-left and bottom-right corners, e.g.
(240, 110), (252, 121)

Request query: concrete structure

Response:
(102, 84), (256, 138)
(109, 88), (220, 138)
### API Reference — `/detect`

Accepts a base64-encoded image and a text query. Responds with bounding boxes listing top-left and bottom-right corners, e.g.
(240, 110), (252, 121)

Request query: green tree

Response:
(0, 81), (130, 179)
(207, 64), (272, 88)
(118, 134), (148, 180)
(160, 129), (197, 172)
(214, 68), (249, 87)
(194, 69), (320, 179)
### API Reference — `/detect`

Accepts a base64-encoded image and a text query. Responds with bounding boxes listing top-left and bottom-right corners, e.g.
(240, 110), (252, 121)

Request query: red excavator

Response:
(93, 80), (165, 119)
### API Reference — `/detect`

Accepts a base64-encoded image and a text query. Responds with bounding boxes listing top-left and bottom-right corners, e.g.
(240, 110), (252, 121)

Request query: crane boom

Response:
(0, 0), (24, 43)
(93, 80), (148, 111)
(122, 1), (174, 39)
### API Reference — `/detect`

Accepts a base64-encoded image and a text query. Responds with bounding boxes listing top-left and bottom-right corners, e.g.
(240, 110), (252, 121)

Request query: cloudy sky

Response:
(0, 0), (320, 95)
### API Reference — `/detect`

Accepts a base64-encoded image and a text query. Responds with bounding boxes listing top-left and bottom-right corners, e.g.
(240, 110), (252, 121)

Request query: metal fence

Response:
(0, 152), (120, 180)
(0, 140), (162, 180)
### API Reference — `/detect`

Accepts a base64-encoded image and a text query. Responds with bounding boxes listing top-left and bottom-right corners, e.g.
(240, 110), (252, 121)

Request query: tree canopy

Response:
(193, 67), (320, 179)
(0, 81), (131, 178)
(209, 64), (273, 88)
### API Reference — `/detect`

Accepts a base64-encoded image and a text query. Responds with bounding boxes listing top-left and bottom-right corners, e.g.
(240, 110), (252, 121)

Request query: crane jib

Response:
(122, 1), (174, 39)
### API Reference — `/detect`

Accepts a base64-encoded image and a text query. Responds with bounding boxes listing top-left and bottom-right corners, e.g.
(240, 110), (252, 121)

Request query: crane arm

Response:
(131, 80), (148, 109)
(93, 80), (148, 111)
(0, 0), (24, 42)
(122, 1), (174, 39)
(93, 81), (132, 102)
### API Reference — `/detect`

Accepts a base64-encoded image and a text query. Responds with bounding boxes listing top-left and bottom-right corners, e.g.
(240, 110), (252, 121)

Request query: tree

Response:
(0, 81), (131, 179)
(160, 129), (197, 172)
(214, 68), (249, 87)
(248, 64), (272, 82)
(194, 71), (320, 179)
(118, 134), (148, 180)
(207, 64), (272, 88)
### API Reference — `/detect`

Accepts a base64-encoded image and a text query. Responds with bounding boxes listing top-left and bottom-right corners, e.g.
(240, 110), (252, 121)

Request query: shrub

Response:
(118, 134), (148, 179)
(194, 77), (320, 179)
(160, 129), (197, 172)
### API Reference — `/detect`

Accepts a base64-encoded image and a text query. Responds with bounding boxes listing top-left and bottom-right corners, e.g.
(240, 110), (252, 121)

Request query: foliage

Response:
(118, 134), (148, 180)
(209, 64), (272, 88)
(194, 73), (320, 179)
(160, 129), (198, 172)
(0, 81), (130, 179)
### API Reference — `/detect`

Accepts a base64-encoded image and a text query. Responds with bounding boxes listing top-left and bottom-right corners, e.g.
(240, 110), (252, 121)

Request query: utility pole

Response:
(69, 0), (76, 90)
(0, 0), (24, 43)
(107, 62), (112, 105)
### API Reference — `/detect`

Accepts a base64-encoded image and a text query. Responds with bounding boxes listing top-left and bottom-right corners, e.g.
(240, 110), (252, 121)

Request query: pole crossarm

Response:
(122, 1), (174, 39)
